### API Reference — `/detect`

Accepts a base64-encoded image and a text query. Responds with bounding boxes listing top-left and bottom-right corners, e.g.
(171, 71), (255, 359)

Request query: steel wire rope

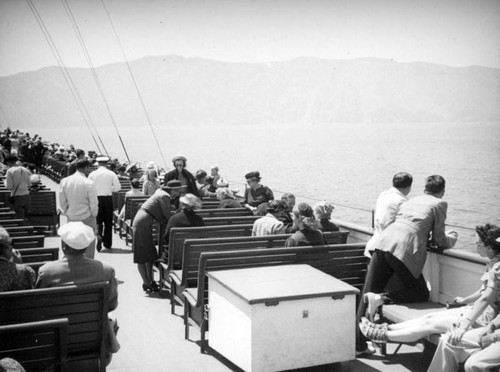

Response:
(25, 0), (106, 155)
(227, 178), (477, 231)
(61, 0), (130, 163)
(99, 0), (168, 170)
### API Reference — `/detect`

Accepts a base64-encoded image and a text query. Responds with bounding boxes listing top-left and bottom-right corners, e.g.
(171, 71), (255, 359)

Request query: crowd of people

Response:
(1, 127), (499, 371)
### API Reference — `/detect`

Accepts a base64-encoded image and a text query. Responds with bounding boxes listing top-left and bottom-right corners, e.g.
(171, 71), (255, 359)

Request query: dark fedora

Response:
(245, 171), (261, 181)
(162, 180), (185, 190)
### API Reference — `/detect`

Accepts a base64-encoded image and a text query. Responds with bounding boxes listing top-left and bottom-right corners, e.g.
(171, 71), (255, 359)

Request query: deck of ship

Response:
(43, 175), (433, 372)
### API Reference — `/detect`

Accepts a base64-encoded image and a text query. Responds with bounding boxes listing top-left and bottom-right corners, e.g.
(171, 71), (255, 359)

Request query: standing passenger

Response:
(4, 154), (31, 223)
(59, 159), (98, 258)
(163, 155), (200, 197)
(89, 156), (121, 251)
(364, 172), (413, 257)
(133, 180), (183, 292)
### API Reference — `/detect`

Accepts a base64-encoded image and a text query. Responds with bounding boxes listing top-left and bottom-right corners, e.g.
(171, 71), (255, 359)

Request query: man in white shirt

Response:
(364, 172), (413, 258)
(5, 154), (31, 223)
(59, 159), (98, 258)
(88, 156), (121, 251)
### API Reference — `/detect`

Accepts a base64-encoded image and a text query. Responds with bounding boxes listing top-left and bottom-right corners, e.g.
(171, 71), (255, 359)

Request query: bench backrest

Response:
(193, 243), (368, 307)
(0, 218), (24, 227)
(28, 191), (57, 215)
(18, 247), (59, 264)
(196, 208), (252, 218)
(123, 195), (149, 221)
(181, 231), (350, 288)
(4, 226), (35, 237)
(11, 235), (45, 249)
(202, 215), (260, 226)
(0, 318), (68, 372)
(201, 201), (221, 209)
(0, 282), (109, 362)
(0, 211), (16, 220)
(167, 224), (254, 273)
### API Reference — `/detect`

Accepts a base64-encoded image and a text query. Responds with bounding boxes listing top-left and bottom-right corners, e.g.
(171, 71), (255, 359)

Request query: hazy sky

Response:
(0, 0), (499, 76)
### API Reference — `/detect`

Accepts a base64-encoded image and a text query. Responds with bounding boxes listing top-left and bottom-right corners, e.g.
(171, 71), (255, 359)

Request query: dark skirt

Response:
(132, 209), (158, 264)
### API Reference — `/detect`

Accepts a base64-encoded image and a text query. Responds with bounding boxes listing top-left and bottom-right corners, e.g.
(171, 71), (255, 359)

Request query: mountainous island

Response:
(0, 56), (498, 128)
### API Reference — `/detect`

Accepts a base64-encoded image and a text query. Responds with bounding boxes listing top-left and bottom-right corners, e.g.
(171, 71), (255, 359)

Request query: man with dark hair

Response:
(364, 172), (413, 257)
(59, 159), (98, 258)
(356, 174), (458, 354)
(65, 148), (86, 177)
(4, 154), (31, 223)
(89, 157), (121, 251)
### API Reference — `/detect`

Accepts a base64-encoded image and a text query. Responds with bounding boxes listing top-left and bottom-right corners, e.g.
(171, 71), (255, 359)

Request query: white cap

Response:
(58, 222), (95, 250)
(96, 156), (110, 162)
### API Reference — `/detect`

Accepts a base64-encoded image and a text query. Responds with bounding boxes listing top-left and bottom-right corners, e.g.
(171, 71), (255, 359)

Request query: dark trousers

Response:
(356, 249), (430, 349)
(12, 195), (30, 224)
(97, 196), (114, 248)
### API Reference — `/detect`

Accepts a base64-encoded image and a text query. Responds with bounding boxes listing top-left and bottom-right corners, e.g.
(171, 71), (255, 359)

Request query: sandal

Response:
(359, 321), (388, 343)
(360, 317), (388, 331)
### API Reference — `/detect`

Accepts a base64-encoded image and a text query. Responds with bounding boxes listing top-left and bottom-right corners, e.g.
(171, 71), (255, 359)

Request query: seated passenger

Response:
(360, 224), (500, 349)
(207, 165), (228, 192)
(162, 194), (205, 260)
(252, 200), (287, 236)
(142, 169), (160, 196)
(243, 171), (274, 216)
(195, 170), (216, 198)
(36, 222), (119, 365)
(285, 202), (326, 247)
(313, 201), (339, 232)
(428, 310), (500, 372)
(279, 192), (296, 233)
(118, 178), (144, 220)
(0, 227), (36, 292)
(216, 187), (242, 209)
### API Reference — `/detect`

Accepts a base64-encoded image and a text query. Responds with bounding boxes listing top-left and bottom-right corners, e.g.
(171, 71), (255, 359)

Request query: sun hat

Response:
(179, 193), (203, 210)
(147, 161), (156, 169)
(58, 222), (95, 250)
(162, 180), (185, 190)
(245, 171), (261, 181)
(172, 155), (187, 163)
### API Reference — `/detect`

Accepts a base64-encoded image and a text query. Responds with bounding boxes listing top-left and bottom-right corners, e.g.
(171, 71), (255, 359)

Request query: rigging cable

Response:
(25, 0), (106, 155)
(62, 0), (131, 163)
(100, 0), (168, 170)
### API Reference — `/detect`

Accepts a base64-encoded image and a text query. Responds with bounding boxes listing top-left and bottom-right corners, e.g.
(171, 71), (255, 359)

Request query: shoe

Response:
(96, 237), (103, 252)
(359, 321), (388, 343)
(364, 292), (383, 321)
(150, 281), (160, 292)
(355, 345), (376, 357)
(142, 283), (153, 292)
(360, 316), (388, 331)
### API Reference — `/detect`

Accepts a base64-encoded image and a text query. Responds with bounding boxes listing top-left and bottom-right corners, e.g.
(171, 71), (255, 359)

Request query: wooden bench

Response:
(5, 225), (35, 237)
(119, 196), (149, 242)
(183, 243), (368, 352)
(27, 191), (59, 235)
(0, 211), (16, 220)
(200, 201), (221, 209)
(11, 235), (45, 249)
(0, 282), (110, 371)
(169, 231), (350, 314)
(158, 224), (254, 296)
(0, 318), (68, 372)
(18, 247), (59, 266)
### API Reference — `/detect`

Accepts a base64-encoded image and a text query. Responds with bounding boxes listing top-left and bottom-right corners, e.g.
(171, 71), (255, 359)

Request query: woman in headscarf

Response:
(285, 202), (326, 247)
(313, 201), (339, 232)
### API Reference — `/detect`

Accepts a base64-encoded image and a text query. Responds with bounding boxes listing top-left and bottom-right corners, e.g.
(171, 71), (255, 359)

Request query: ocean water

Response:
(23, 121), (500, 251)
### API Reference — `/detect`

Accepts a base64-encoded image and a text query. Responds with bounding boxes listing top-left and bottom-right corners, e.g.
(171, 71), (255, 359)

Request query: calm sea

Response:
(23, 121), (500, 251)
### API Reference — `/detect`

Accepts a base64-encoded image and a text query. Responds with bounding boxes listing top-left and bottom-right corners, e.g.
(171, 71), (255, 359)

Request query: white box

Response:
(208, 264), (359, 372)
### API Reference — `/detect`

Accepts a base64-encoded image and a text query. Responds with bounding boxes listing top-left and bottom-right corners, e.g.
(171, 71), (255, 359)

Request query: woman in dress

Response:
(243, 171), (274, 215)
(284, 202), (325, 247)
(132, 180), (183, 292)
(142, 169), (160, 196)
(360, 224), (500, 348)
